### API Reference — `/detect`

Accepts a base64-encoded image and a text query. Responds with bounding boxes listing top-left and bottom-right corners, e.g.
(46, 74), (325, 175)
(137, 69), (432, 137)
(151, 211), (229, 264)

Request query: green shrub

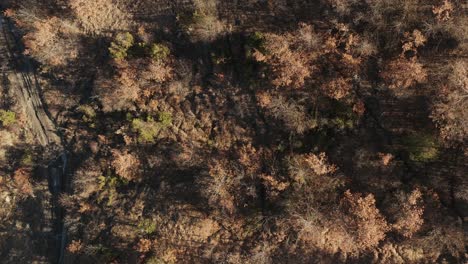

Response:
(77, 105), (96, 123)
(249, 32), (266, 49)
(132, 117), (161, 143)
(0, 110), (16, 126)
(150, 43), (170, 62)
(98, 175), (128, 190)
(138, 218), (157, 234)
(21, 150), (34, 166)
(132, 113), (172, 143)
(246, 31), (266, 57)
(401, 133), (440, 162)
(109, 32), (134, 59)
(157, 111), (172, 127)
(97, 174), (128, 206)
(78, 105), (96, 118)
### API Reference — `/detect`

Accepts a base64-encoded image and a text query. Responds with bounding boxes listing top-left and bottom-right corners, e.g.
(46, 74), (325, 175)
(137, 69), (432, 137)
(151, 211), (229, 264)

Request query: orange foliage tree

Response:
(111, 149), (141, 181)
(13, 168), (34, 198)
(339, 190), (390, 252)
(390, 189), (424, 238)
(97, 58), (173, 112)
(254, 23), (320, 88)
(23, 17), (80, 66)
(285, 153), (389, 255)
(380, 57), (427, 89)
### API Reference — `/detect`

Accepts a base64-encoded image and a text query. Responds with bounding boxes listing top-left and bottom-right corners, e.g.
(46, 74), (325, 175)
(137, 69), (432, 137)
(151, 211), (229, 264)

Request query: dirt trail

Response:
(1, 14), (68, 264)
(0, 16), (61, 147)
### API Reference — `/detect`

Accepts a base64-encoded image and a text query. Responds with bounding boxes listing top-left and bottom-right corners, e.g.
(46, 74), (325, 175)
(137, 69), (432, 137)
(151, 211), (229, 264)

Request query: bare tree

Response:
(431, 61), (468, 143)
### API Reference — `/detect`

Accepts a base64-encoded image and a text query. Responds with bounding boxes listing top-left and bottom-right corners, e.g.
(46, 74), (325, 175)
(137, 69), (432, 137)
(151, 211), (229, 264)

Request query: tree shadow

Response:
(0, 144), (59, 263)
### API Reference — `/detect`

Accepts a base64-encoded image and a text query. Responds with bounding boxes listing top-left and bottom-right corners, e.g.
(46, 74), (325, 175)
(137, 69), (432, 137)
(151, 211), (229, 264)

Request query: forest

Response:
(0, 0), (466, 263)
